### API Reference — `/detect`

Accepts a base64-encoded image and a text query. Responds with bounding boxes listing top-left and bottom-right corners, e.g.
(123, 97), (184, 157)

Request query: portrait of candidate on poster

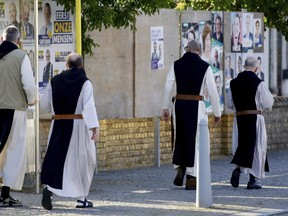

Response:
(242, 13), (254, 53)
(181, 22), (199, 56)
(200, 21), (213, 65)
(253, 17), (264, 53)
(224, 53), (236, 90)
(235, 53), (243, 76)
(230, 12), (242, 53)
(39, 2), (52, 37)
(21, 0), (35, 40)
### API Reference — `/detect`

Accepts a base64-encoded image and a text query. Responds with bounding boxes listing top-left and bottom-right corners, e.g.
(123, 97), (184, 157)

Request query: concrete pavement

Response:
(1, 149), (288, 216)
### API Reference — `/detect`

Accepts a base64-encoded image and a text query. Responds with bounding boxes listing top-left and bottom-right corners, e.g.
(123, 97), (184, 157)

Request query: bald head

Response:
(186, 40), (202, 55)
(244, 56), (258, 72)
(66, 53), (83, 68)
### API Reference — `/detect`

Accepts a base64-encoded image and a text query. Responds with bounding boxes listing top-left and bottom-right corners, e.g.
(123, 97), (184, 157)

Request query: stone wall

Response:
(39, 97), (288, 171)
(264, 97), (288, 150)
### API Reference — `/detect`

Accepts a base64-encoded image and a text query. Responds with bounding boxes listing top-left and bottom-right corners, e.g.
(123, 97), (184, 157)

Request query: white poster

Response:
(150, 26), (164, 70)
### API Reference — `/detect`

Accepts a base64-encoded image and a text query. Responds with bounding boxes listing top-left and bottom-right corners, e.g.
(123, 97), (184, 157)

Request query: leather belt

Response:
(236, 110), (262, 115)
(175, 94), (203, 101)
(52, 114), (83, 120)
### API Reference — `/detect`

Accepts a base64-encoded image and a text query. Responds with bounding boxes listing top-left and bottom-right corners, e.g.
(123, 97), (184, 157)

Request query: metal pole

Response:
(34, 0), (40, 194)
(75, 0), (82, 54)
(153, 117), (160, 167)
(196, 119), (212, 208)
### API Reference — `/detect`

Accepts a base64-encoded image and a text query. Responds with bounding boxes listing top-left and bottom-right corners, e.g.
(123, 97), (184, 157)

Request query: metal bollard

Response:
(153, 117), (160, 167)
(196, 119), (213, 208)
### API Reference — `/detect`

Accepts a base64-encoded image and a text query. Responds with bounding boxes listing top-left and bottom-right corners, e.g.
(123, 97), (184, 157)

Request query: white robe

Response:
(162, 64), (221, 176)
(40, 80), (99, 198)
(228, 82), (274, 178)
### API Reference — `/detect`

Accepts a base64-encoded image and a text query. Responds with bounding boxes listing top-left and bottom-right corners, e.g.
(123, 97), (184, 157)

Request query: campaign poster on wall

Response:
(181, 22), (199, 56)
(0, 0), (75, 95)
(181, 12), (224, 112)
(38, 0), (75, 94)
(223, 11), (265, 112)
(0, 0), (21, 38)
(150, 26), (164, 70)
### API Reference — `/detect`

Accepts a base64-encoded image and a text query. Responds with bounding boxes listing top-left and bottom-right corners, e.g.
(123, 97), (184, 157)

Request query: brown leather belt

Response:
(175, 94), (203, 101)
(52, 114), (83, 120)
(236, 110), (262, 115)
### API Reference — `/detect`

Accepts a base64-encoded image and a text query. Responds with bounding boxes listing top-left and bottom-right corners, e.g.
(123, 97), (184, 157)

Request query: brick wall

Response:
(264, 97), (288, 150)
(39, 97), (288, 171)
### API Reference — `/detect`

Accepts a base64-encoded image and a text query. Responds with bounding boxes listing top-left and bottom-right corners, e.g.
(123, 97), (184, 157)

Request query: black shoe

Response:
(230, 168), (240, 188)
(173, 167), (186, 186)
(42, 187), (53, 210)
(185, 175), (196, 190)
(247, 180), (262, 189)
(75, 199), (93, 208)
(0, 196), (23, 207)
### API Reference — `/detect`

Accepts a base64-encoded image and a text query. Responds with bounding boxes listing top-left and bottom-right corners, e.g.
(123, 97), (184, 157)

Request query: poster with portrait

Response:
(223, 12), (265, 112)
(20, 0), (35, 44)
(0, 0), (75, 97)
(181, 22), (199, 56)
(181, 16), (224, 113)
(212, 11), (224, 45)
(38, 0), (75, 94)
(242, 13), (254, 53)
(230, 12), (242, 53)
(200, 20), (212, 65)
(224, 53), (236, 91)
(254, 53), (265, 81)
(253, 16), (264, 53)
(211, 45), (224, 110)
(0, 0), (20, 35)
(150, 26), (164, 70)
(235, 53), (243, 76)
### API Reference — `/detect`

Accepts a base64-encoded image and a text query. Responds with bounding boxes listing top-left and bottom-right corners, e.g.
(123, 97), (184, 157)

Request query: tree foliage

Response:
(173, 0), (288, 40)
(56, 0), (288, 55)
(56, 0), (174, 55)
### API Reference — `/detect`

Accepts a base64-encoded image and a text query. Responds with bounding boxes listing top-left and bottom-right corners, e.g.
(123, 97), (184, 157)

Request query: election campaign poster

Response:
(0, 0), (76, 95)
(150, 26), (164, 70)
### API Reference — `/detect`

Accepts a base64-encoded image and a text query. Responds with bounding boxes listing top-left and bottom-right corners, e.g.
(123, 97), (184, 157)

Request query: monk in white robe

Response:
(0, 26), (37, 207)
(162, 40), (221, 190)
(228, 56), (274, 189)
(40, 53), (99, 210)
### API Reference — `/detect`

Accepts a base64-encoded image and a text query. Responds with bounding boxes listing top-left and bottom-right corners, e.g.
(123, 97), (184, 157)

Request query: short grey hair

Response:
(186, 40), (202, 53)
(2, 26), (20, 42)
(66, 53), (83, 68)
(244, 56), (258, 69)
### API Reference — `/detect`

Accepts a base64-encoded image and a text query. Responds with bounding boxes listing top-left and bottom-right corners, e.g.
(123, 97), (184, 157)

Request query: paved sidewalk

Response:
(1, 150), (288, 216)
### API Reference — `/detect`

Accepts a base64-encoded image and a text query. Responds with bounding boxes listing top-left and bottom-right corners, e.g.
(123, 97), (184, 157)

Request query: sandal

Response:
(75, 199), (93, 208)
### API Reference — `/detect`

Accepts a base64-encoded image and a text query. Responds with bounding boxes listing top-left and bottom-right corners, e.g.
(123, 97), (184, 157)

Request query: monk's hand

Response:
(162, 109), (170, 121)
(28, 99), (38, 106)
(214, 116), (221, 124)
(91, 127), (100, 142)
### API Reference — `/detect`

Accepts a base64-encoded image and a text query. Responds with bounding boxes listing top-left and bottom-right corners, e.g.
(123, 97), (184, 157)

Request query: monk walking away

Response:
(0, 26), (37, 207)
(162, 40), (221, 190)
(228, 56), (274, 189)
(40, 53), (100, 210)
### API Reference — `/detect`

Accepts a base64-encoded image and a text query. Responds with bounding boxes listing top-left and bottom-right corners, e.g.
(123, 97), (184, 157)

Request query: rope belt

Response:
(175, 94), (203, 101)
(236, 110), (262, 115)
(52, 114), (83, 120)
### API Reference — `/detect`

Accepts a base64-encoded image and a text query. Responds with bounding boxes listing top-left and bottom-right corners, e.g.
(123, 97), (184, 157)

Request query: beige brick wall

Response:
(40, 100), (288, 171)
